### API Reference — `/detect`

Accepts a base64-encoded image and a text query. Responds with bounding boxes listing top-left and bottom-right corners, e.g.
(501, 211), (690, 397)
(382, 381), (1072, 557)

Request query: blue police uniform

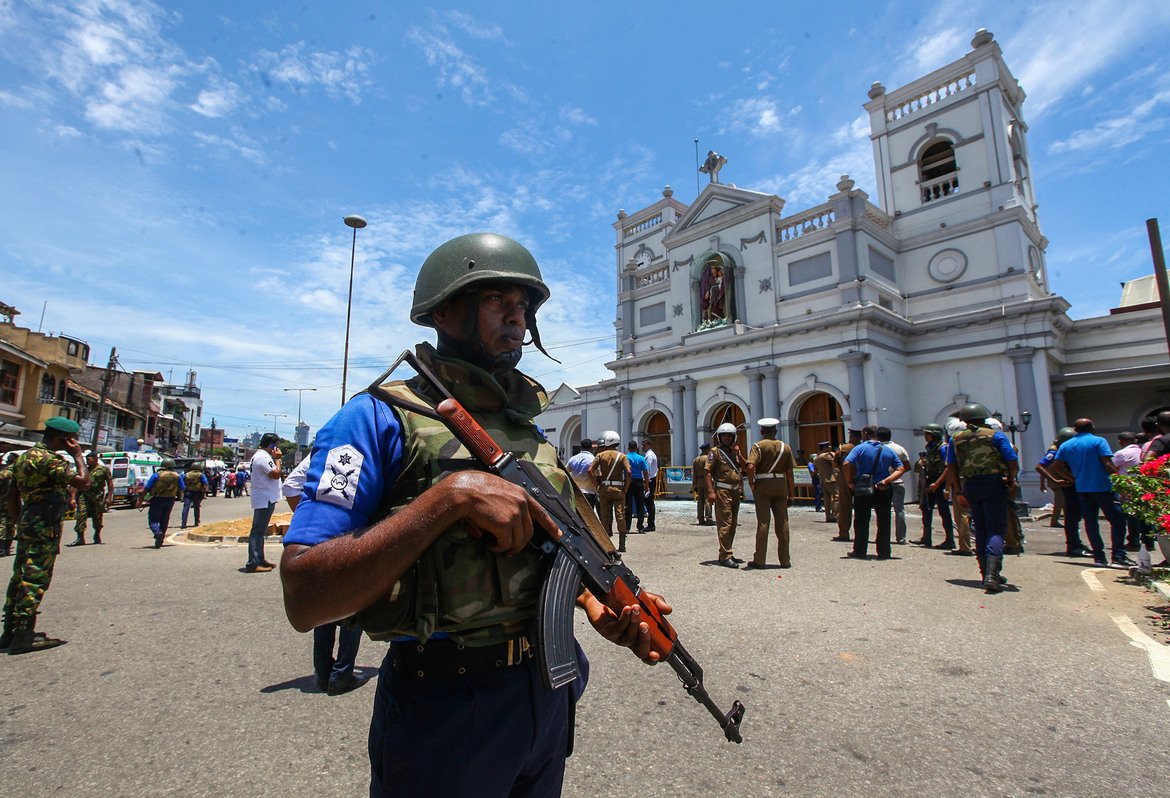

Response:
(844, 440), (904, 558)
(625, 450), (648, 530)
(285, 392), (588, 797)
(945, 430), (1017, 559)
(143, 471), (185, 543)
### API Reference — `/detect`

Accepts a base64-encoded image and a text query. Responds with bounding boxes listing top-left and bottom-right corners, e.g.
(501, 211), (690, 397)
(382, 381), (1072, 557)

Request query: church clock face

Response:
(635, 250), (651, 269)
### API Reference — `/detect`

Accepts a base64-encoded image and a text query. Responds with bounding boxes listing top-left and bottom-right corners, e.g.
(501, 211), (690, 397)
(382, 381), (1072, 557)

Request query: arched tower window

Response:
(919, 140), (958, 203)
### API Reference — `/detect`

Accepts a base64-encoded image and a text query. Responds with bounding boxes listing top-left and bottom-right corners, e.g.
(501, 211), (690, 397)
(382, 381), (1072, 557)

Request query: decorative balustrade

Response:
(864, 206), (892, 228)
(920, 173), (959, 203)
(623, 213), (662, 237)
(777, 205), (835, 242)
(885, 71), (977, 122)
(634, 264), (669, 289)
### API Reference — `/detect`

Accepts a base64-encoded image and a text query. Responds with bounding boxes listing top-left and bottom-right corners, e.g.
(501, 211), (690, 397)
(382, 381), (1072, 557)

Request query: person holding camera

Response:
(843, 425), (906, 560)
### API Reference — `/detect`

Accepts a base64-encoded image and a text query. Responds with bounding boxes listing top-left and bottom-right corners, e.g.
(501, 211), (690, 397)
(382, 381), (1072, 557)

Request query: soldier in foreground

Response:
(279, 233), (671, 797)
(0, 452), (16, 557)
(2, 416), (90, 654)
(69, 451), (113, 546)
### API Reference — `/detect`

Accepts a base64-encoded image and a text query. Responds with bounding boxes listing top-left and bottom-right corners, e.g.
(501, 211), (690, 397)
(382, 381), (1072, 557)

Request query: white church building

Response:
(536, 29), (1170, 504)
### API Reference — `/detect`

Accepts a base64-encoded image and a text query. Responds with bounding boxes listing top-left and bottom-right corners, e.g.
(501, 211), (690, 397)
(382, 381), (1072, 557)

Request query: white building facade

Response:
(537, 29), (1170, 504)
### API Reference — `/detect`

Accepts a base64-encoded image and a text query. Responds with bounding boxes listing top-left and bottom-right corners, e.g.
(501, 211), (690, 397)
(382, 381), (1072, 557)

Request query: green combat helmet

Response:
(957, 403), (992, 423)
(1055, 426), (1076, 444)
(410, 233), (556, 366)
(161, 458), (177, 470)
(921, 423), (945, 438)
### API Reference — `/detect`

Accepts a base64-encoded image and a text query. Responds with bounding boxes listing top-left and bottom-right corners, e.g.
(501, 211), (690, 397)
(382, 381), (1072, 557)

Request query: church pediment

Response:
(666, 184), (782, 244)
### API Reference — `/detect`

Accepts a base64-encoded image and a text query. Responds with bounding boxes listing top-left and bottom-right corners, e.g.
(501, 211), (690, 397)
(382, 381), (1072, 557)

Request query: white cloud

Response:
(0, 90), (33, 108)
(253, 43), (373, 103)
(559, 105), (596, 126)
(1049, 88), (1170, 154)
(757, 136), (874, 210)
(1010, 2), (1170, 116)
(723, 97), (785, 136)
(444, 10), (505, 41)
(53, 124), (83, 138)
(190, 80), (242, 118)
(406, 24), (494, 105)
(193, 129), (266, 165)
(906, 27), (966, 74)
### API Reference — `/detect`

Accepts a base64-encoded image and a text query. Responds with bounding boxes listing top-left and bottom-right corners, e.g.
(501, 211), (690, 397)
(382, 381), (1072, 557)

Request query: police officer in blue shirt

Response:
(842, 425), (906, 560)
(944, 403), (1019, 592)
(1052, 418), (1134, 567)
(625, 441), (649, 532)
(279, 233), (672, 798)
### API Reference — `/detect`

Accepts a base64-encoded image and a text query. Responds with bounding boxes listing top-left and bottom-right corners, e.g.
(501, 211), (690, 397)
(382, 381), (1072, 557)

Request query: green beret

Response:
(44, 416), (80, 434)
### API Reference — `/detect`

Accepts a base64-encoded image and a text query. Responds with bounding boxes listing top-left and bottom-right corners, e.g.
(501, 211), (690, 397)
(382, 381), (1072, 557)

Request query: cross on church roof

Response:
(699, 150), (727, 184)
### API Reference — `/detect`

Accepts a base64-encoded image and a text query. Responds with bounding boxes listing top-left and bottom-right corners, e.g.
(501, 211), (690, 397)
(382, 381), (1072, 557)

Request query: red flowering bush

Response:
(1113, 454), (1170, 536)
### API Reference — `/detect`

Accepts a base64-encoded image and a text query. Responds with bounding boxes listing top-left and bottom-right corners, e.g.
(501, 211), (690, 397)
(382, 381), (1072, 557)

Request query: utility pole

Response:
(283, 387), (317, 428)
(1146, 218), (1170, 361)
(264, 412), (288, 437)
(91, 347), (117, 451)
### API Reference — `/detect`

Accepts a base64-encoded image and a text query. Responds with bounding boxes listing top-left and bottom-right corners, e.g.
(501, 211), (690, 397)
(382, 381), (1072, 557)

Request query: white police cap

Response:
(756, 417), (780, 428)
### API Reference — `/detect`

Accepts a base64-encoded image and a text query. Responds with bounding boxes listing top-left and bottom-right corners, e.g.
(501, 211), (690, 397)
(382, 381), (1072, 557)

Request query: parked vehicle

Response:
(98, 451), (163, 507)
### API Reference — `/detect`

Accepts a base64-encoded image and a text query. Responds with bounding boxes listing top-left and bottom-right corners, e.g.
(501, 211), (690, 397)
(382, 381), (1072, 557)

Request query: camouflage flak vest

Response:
(185, 470), (205, 493)
(152, 471), (181, 499)
(83, 465), (111, 500)
(356, 344), (568, 647)
(952, 425), (1006, 478)
(924, 442), (946, 481)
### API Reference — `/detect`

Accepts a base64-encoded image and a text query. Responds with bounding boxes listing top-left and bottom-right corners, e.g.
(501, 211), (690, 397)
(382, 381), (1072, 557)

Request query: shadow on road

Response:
(260, 666), (379, 695)
(945, 578), (1022, 592)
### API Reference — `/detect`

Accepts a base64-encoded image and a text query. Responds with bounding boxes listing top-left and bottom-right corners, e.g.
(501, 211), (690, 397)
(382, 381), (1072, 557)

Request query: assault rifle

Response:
(370, 350), (745, 744)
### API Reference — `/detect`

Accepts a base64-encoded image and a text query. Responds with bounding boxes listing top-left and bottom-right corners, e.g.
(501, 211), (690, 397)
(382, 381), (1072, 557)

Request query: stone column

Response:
(733, 263), (747, 324)
(838, 351), (870, 426)
(670, 381), (686, 467)
(763, 365), (781, 419)
(746, 368), (765, 424)
(618, 387), (633, 447)
(1050, 384), (1068, 430)
(681, 377), (698, 461)
(1008, 348), (1046, 498)
(579, 393), (589, 441)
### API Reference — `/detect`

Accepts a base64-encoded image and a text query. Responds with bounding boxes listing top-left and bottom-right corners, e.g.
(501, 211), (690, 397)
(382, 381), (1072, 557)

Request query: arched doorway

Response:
(642, 411), (672, 466)
(708, 402), (747, 452)
(795, 392), (844, 455)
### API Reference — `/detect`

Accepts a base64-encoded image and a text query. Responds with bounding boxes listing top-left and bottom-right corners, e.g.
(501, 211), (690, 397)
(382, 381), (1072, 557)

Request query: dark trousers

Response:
(247, 502), (275, 567)
(314, 622), (362, 685)
(582, 492), (598, 513)
(964, 476), (1008, 559)
(813, 480), (823, 512)
(644, 490), (655, 528)
(1077, 491), (1126, 561)
(147, 498), (175, 539)
(1060, 485), (1085, 551)
(851, 488), (893, 558)
(368, 644), (586, 798)
(921, 485), (954, 537)
(181, 491), (203, 527)
(625, 483), (646, 528)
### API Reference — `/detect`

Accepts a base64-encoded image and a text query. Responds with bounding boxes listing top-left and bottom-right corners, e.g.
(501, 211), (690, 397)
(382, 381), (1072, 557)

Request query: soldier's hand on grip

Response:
(447, 471), (556, 557)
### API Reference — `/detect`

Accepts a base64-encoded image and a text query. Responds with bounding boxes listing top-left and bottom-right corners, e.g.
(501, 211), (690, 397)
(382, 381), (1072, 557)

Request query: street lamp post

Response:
(992, 409), (1032, 448)
(283, 387), (317, 429)
(263, 412), (288, 437)
(341, 214), (368, 407)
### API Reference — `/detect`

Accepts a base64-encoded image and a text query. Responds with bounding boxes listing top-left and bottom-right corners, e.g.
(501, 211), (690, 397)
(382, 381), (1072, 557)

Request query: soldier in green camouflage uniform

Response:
(69, 452), (113, 546)
(0, 452), (16, 557)
(280, 233), (671, 798)
(2, 416), (91, 654)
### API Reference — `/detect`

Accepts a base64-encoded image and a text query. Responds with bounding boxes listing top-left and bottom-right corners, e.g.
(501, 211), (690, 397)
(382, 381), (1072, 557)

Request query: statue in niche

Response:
(699, 256), (729, 324)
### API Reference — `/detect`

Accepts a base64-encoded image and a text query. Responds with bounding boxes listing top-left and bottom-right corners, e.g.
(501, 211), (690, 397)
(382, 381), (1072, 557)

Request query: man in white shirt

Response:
(641, 440), (659, 532)
(877, 428), (912, 544)
(246, 433), (284, 573)
(565, 439), (598, 512)
(1112, 431), (1145, 551)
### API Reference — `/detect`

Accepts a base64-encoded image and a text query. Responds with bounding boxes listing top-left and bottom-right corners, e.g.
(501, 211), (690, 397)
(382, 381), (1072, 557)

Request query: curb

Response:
(172, 531), (285, 545)
(1150, 579), (1170, 603)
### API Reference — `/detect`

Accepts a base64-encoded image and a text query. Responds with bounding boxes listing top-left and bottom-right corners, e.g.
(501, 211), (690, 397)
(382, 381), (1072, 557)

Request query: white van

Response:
(98, 451), (164, 507)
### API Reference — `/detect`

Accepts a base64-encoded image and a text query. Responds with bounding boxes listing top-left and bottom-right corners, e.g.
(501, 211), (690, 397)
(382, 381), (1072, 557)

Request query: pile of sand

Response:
(195, 512), (294, 538)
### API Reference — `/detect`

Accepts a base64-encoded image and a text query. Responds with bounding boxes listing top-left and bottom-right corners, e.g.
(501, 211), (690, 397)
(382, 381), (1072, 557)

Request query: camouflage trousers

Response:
(0, 513), (13, 546)
(74, 495), (106, 535)
(4, 536), (60, 623)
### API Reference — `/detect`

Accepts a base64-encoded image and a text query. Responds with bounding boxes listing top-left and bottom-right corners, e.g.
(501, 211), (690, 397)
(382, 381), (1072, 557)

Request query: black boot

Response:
(93, 529), (102, 544)
(0, 614), (13, 651)
(937, 532), (955, 550)
(6, 618), (67, 655)
(983, 556), (1004, 594)
(618, 530), (627, 553)
(66, 536), (85, 547)
(0, 539), (10, 557)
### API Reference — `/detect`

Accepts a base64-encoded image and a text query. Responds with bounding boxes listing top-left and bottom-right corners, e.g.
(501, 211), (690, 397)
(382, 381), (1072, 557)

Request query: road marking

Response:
(1110, 613), (1170, 683)
(1080, 568), (1108, 594)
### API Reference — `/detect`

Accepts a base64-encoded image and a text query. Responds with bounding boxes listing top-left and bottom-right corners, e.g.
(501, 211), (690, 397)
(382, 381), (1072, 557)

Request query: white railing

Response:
(885, 71), (977, 122)
(920, 173), (959, 203)
(635, 265), (669, 289)
(623, 213), (662, 237)
(865, 206), (892, 228)
(778, 204), (835, 242)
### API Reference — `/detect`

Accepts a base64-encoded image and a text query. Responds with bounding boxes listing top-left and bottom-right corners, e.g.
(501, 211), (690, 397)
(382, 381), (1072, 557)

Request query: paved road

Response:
(2, 496), (1168, 797)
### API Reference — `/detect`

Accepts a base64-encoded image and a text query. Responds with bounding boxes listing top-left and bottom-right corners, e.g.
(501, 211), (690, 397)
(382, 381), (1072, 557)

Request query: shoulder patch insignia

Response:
(316, 445), (364, 510)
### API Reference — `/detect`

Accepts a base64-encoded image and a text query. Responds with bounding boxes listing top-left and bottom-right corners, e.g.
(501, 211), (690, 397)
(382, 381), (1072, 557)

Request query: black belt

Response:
(389, 635), (532, 679)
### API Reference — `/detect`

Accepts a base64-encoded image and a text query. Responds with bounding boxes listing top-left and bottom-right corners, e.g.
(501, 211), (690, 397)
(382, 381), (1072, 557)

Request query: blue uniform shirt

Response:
(626, 451), (648, 480)
(1055, 432), (1114, 493)
(284, 393), (406, 547)
(144, 471), (186, 492)
(844, 440), (903, 478)
(943, 430), (1017, 466)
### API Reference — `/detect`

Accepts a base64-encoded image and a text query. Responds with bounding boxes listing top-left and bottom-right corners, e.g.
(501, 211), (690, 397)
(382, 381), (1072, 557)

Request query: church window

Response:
(39, 374), (56, 403)
(919, 140), (958, 203)
(0, 359), (19, 406)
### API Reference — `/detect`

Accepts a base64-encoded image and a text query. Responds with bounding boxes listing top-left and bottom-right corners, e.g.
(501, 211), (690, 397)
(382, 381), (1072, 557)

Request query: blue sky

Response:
(1, 1), (1168, 441)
